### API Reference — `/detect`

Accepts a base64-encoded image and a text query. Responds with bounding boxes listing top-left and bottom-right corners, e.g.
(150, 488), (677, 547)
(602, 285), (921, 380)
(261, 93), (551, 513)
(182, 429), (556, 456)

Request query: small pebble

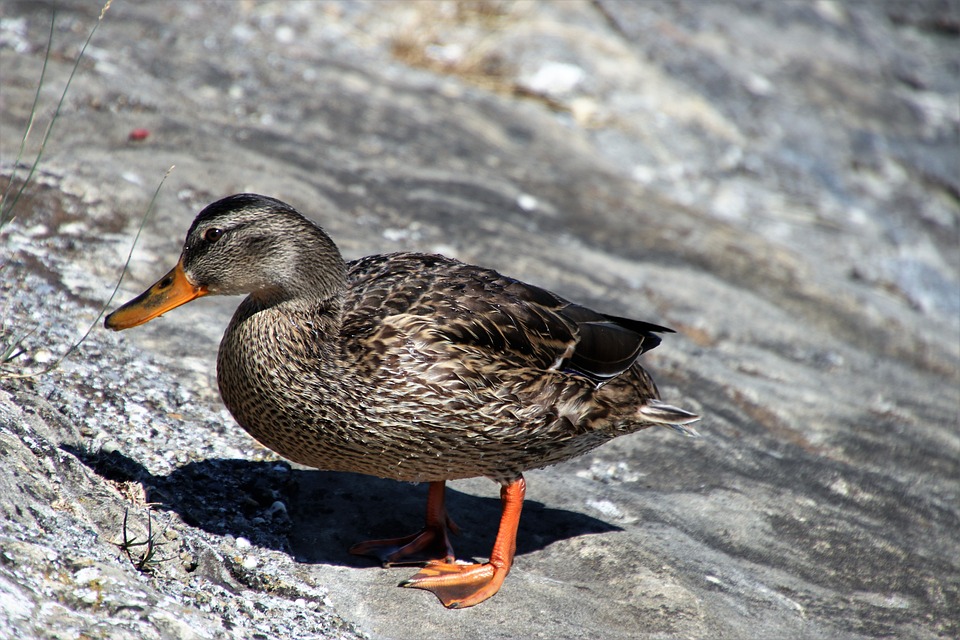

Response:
(517, 194), (538, 212)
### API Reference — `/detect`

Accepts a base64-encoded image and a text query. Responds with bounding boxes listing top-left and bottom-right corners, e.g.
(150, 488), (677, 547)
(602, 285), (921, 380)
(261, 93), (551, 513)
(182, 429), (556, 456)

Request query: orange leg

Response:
(349, 481), (459, 565)
(400, 476), (526, 609)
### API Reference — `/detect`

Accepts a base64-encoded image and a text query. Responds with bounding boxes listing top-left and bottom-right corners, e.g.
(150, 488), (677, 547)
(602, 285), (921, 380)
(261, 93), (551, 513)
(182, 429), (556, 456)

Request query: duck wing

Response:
(342, 253), (670, 385)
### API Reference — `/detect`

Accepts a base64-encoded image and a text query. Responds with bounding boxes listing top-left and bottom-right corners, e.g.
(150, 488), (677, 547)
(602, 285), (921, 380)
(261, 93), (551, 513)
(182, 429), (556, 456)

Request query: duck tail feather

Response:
(639, 400), (701, 437)
(665, 422), (701, 438)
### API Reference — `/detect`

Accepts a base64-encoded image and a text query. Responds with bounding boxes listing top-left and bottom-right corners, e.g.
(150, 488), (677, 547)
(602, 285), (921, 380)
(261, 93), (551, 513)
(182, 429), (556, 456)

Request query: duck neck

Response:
(242, 285), (345, 333)
(226, 287), (345, 391)
(249, 226), (347, 311)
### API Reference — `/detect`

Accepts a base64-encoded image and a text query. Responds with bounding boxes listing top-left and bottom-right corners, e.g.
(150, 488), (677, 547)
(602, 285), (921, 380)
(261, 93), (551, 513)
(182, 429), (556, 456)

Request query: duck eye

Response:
(203, 228), (224, 243)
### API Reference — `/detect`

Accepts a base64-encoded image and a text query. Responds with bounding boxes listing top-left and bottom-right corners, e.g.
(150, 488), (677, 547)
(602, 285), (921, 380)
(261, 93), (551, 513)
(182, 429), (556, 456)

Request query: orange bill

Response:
(104, 260), (207, 331)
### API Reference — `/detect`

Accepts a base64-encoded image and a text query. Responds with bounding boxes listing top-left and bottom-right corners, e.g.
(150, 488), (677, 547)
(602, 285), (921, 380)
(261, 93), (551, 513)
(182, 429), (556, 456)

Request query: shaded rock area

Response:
(1, 1), (958, 638)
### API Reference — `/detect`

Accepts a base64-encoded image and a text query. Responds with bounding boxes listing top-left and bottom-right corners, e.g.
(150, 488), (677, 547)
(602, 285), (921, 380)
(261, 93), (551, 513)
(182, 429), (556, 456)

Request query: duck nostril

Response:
(159, 275), (174, 289)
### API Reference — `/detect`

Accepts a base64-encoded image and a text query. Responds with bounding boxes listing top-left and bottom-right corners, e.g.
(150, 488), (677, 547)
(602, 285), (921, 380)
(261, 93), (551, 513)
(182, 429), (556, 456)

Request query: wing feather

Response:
(341, 253), (670, 384)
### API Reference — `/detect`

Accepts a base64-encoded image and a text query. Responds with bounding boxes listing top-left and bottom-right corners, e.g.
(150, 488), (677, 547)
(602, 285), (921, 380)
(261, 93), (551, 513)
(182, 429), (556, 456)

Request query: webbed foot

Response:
(349, 481), (458, 565)
(400, 560), (507, 608)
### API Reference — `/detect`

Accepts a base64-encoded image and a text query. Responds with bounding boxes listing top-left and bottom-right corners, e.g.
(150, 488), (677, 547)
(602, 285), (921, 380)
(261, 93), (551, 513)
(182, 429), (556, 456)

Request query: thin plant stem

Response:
(0, 13), (55, 227)
(1, 1), (113, 227)
(0, 165), (174, 380)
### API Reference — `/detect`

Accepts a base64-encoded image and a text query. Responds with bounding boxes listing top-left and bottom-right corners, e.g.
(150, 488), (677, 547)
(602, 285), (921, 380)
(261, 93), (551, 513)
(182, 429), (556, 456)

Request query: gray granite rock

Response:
(1, 1), (957, 639)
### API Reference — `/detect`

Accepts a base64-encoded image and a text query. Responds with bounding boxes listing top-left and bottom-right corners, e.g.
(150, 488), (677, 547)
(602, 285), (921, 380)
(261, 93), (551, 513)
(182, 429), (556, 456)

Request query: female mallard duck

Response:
(105, 193), (698, 608)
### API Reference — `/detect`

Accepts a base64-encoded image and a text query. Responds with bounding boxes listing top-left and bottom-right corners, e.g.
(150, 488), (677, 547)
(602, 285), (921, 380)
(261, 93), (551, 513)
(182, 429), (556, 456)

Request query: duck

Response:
(105, 193), (698, 609)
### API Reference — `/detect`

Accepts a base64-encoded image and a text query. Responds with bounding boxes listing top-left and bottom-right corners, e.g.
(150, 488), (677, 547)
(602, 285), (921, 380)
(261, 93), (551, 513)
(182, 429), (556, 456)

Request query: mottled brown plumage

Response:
(105, 193), (698, 608)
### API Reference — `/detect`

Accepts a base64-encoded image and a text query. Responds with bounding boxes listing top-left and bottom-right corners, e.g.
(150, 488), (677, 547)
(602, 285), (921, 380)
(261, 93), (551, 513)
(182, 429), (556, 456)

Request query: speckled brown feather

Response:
(217, 249), (690, 485)
(107, 193), (697, 486)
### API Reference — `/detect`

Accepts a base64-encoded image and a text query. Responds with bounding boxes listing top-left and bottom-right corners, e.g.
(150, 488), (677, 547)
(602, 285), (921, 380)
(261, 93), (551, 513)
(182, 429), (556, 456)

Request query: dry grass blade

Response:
(0, 165), (173, 380)
(0, 13), (54, 227)
(116, 506), (173, 575)
(0, 1), (112, 227)
(0, 323), (38, 365)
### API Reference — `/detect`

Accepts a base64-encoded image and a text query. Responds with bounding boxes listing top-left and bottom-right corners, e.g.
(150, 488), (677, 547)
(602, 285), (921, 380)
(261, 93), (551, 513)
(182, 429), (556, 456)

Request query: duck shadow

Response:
(65, 445), (620, 567)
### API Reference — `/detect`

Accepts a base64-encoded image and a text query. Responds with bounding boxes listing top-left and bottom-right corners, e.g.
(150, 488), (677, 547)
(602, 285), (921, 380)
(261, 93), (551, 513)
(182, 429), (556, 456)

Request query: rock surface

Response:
(1, 1), (958, 639)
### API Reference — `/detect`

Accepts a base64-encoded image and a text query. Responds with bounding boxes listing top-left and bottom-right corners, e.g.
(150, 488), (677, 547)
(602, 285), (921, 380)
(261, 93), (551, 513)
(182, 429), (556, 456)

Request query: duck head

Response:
(105, 193), (345, 330)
